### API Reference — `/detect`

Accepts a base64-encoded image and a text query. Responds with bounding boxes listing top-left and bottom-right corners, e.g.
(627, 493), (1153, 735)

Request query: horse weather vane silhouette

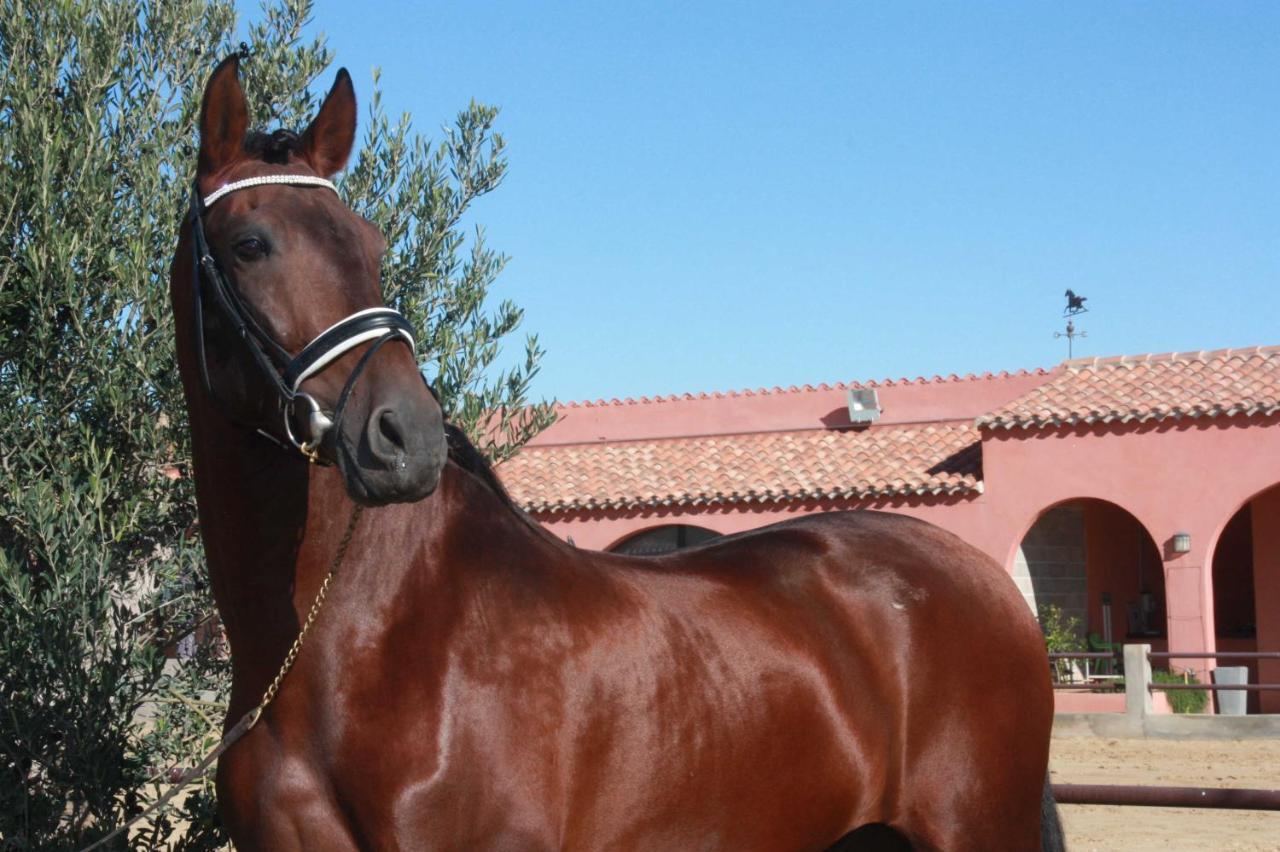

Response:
(1055, 289), (1088, 358)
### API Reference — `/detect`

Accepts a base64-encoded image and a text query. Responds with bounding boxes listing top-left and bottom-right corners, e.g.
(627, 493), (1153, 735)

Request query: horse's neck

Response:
(189, 414), (358, 709)
(189, 416), (530, 719)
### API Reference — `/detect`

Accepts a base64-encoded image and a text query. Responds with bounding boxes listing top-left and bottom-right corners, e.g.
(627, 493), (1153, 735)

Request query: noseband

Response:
(189, 175), (418, 463)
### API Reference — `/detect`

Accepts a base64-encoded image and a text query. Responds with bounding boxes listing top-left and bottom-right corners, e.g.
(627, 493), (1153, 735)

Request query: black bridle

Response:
(188, 175), (418, 464)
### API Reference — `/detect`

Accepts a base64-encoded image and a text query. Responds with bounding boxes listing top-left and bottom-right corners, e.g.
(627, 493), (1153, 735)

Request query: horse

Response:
(171, 56), (1063, 851)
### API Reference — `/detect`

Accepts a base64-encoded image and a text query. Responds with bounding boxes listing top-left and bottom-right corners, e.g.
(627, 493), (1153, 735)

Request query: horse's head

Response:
(176, 56), (446, 505)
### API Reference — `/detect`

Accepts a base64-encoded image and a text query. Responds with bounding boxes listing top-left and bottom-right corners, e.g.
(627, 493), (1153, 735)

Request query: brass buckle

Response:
(299, 441), (321, 464)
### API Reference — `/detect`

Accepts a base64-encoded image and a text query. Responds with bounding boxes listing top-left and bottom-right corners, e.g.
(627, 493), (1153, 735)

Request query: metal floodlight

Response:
(847, 388), (881, 424)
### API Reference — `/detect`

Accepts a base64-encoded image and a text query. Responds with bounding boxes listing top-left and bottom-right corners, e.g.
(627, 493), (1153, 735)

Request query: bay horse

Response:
(172, 56), (1063, 851)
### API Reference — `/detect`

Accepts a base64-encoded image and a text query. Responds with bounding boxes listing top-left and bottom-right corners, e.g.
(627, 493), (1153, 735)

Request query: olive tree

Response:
(0, 0), (551, 847)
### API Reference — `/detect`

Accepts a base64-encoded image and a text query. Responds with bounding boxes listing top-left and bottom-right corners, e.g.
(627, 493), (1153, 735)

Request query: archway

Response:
(610, 524), (721, 556)
(1013, 499), (1165, 647)
(1212, 505), (1256, 642)
(1213, 482), (1280, 712)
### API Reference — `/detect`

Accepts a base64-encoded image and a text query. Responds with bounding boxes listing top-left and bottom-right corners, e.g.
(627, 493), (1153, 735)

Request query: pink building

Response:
(499, 346), (1280, 710)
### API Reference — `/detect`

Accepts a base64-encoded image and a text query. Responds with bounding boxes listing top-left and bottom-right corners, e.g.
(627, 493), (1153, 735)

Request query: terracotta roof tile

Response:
(976, 345), (1280, 430)
(499, 423), (982, 513)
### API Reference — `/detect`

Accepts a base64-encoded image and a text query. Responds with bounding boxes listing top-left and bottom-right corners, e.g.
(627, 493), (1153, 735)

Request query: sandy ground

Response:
(1050, 736), (1280, 851)
(141, 736), (1279, 850)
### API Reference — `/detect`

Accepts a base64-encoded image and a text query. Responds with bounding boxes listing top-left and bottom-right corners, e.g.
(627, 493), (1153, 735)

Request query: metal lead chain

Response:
(78, 503), (364, 852)
(257, 503), (362, 709)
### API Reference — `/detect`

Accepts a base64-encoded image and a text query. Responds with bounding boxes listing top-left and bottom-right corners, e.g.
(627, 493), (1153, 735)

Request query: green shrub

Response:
(1152, 668), (1209, 714)
(1038, 604), (1085, 682)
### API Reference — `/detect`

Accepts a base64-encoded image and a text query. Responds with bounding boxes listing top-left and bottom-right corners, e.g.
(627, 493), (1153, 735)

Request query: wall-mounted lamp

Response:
(1171, 532), (1192, 554)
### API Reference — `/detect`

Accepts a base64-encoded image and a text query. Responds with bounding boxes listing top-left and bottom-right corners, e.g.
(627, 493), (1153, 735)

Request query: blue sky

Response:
(297, 1), (1278, 403)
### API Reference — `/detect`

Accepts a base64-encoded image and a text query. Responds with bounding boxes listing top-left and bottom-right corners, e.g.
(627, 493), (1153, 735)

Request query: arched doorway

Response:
(1213, 483), (1280, 713)
(1014, 500), (1165, 646)
(610, 525), (721, 556)
(1213, 506), (1256, 641)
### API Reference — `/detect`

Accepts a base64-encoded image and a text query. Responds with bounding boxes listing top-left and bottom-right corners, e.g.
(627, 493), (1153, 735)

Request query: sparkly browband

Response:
(202, 174), (338, 208)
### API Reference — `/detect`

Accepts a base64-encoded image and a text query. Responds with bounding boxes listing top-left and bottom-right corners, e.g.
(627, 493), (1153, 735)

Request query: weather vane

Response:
(1055, 290), (1088, 358)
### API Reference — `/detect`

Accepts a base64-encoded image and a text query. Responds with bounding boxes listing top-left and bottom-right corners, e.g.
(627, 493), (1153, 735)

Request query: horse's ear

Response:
(298, 68), (356, 177)
(198, 56), (249, 177)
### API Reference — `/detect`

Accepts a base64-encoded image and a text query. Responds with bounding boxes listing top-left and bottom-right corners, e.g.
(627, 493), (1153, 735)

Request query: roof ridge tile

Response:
(553, 367), (1053, 409)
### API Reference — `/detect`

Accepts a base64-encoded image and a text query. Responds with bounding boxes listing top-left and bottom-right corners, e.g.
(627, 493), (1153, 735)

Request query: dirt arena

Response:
(1050, 736), (1280, 851)
(152, 736), (1279, 850)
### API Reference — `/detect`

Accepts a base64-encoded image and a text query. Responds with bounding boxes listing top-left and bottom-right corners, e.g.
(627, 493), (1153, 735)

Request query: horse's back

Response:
(647, 509), (1046, 678)
(616, 509), (1053, 849)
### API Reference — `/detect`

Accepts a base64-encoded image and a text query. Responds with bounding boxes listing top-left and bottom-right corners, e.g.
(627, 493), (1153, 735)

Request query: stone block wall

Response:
(1013, 505), (1087, 632)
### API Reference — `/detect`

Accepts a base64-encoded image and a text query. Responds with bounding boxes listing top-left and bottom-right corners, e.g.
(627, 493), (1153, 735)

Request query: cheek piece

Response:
(188, 175), (431, 464)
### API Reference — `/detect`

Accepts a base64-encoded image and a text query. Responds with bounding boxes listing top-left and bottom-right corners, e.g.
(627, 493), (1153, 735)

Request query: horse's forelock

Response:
(243, 128), (302, 165)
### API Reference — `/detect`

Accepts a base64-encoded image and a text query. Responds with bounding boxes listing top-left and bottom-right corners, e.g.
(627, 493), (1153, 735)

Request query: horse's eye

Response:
(234, 237), (268, 261)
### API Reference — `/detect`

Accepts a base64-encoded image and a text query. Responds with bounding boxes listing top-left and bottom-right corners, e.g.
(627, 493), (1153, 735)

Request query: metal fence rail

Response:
(1153, 683), (1280, 691)
(1053, 784), (1280, 811)
(1047, 652), (1116, 660)
(1046, 650), (1123, 688)
(1146, 650), (1280, 694)
(1149, 651), (1280, 660)
(1045, 648), (1280, 693)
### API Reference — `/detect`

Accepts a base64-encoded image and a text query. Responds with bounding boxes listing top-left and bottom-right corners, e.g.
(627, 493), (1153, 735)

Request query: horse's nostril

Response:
(379, 410), (405, 450)
(368, 406), (408, 465)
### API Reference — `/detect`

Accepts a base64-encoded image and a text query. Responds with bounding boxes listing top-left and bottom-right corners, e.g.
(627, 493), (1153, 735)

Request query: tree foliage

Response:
(0, 0), (551, 846)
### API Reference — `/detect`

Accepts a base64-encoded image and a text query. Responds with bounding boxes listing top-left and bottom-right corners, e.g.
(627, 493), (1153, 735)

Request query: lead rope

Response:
(80, 505), (364, 852)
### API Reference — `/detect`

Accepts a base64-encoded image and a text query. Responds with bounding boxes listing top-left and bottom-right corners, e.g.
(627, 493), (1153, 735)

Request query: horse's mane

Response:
(442, 423), (569, 547)
(443, 422), (520, 511)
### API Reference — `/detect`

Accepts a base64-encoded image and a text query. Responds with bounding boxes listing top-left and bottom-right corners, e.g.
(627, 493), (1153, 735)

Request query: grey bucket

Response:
(1212, 666), (1248, 716)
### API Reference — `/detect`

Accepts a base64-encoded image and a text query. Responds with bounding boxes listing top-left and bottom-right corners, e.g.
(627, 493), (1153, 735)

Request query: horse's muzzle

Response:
(337, 398), (446, 506)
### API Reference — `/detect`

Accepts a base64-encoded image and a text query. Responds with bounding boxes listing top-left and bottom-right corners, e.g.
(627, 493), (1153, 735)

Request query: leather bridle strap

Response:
(189, 194), (293, 395)
(188, 176), (419, 462)
(283, 307), (414, 391)
(329, 332), (406, 450)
